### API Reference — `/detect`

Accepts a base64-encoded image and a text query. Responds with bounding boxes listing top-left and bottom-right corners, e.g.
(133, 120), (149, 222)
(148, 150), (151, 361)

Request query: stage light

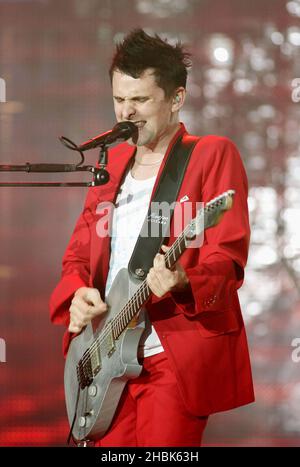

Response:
(208, 34), (234, 67)
(271, 31), (284, 45)
(286, 1), (300, 17)
(213, 47), (230, 63)
(288, 27), (300, 45)
(246, 302), (263, 317)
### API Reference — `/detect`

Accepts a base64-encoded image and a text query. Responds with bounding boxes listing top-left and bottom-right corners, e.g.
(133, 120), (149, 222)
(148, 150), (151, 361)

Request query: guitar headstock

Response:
(187, 190), (235, 238)
(203, 189), (235, 230)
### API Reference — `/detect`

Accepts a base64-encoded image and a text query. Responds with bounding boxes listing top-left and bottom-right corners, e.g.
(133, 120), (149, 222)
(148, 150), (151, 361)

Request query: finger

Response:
(70, 304), (107, 328)
(68, 320), (83, 334)
(88, 294), (107, 313)
(69, 304), (90, 325)
(153, 253), (166, 270)
(75, 287), (105, 308)
(89, 303), (108, 318)
(68, 306), (85, 333)
(71, 296), (91, 314)
(147, 278), (164, 297)
(84, 288), (103, 307)
(69, 303), (84, 319)
(147, 269), (166, 297)
(82, 289), (107, 313)
(153, 264), (177, 287)
(74, 286), (89, 298)
(72, 296), (107, 317)
(162, 245), (180, 272)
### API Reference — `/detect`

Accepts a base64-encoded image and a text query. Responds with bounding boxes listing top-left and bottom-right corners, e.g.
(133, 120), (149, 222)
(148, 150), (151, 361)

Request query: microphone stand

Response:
(0, 137), (110, 187)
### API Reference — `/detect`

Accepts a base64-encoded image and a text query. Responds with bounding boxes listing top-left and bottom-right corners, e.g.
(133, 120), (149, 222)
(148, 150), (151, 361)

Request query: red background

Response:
(0, 0), (300, 446)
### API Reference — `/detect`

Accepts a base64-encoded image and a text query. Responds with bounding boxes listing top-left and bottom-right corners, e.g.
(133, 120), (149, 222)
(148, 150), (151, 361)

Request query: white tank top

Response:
(105, 169), (164, 357)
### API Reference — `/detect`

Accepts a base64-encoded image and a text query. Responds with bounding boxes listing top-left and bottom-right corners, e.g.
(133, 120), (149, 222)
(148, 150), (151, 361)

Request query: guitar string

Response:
(78, 196), (226, 374)
(78, 197), (224, 374)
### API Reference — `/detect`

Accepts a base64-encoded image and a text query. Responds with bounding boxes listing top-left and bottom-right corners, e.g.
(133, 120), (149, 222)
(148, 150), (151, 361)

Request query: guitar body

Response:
(64, 268), (146, 442)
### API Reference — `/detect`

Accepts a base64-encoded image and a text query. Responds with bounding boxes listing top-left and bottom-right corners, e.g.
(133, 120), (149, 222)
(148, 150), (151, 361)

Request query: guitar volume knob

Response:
(79, 416), (86, 427)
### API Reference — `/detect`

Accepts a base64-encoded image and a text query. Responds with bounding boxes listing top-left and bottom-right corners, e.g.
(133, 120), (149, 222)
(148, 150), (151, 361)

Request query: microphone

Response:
(78, 121), (138, 151)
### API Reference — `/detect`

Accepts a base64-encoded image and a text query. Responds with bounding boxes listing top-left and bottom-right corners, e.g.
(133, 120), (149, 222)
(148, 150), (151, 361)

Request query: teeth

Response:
(134, 121), (146, 128)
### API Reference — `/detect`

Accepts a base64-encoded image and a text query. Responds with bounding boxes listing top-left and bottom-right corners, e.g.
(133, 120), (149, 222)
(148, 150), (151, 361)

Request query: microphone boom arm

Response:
(0, 122), (137, 187)
(0, 141), (110, 187)
(0, 163), (105, 187)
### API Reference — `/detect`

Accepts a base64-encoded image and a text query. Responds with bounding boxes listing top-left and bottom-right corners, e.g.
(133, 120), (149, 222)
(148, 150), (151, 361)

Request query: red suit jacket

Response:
(50, 124), (254, 416)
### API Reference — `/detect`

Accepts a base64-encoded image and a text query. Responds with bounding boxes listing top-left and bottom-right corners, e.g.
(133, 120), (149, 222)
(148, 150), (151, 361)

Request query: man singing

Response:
(50, 29), (254, 447)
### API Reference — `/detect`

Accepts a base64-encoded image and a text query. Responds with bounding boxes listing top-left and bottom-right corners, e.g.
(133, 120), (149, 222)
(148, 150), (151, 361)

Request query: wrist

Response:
(172, 273), (190, 292)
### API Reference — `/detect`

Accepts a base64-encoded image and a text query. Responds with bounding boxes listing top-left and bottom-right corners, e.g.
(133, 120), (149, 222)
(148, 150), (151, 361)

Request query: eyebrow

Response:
(113, 95), (149, 100)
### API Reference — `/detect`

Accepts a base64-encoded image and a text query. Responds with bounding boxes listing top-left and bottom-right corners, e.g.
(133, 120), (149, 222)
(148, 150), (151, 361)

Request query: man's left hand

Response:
(146, 245), (190, 298)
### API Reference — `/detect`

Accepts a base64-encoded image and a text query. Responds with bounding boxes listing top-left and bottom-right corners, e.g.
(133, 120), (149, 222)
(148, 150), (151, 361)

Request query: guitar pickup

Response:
(102, 322), (116, 357)
(90, 348), (101, 377)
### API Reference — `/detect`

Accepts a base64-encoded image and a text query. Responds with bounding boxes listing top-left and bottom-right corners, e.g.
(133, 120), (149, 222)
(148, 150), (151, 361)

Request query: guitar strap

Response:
(128, 132), (199, 283)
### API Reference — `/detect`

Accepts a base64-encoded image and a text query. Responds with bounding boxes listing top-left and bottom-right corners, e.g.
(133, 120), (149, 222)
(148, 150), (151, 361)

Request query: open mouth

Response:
(133, 120), (146, 129)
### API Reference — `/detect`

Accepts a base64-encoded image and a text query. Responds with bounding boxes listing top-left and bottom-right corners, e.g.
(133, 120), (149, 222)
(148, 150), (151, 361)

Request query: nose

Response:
(121, 100), (136, 121)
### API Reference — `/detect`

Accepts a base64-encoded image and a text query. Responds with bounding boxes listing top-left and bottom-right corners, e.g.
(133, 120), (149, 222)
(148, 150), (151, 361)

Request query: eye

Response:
(114, 97), (124, 103)
(135, 97), (148, 103)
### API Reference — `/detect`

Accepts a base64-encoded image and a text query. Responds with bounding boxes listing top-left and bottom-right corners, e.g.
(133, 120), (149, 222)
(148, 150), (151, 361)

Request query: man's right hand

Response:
(68, 287), (107, 334)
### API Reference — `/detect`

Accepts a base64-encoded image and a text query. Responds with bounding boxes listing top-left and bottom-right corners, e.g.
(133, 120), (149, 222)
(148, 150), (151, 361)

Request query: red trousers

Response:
(94, 352), (208, 447)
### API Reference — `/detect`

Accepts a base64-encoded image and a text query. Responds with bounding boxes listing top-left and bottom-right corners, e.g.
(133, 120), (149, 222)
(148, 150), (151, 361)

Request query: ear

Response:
(171, 87), (186, 113)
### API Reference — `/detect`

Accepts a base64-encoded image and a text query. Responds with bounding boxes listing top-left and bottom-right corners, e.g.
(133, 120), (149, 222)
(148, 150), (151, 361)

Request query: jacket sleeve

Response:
(49, 188), (96, 351)
(170, 136), (250, 318)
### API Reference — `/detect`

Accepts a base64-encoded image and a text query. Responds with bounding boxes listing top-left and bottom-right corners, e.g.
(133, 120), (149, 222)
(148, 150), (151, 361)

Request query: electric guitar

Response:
(64, 189), (235, 442)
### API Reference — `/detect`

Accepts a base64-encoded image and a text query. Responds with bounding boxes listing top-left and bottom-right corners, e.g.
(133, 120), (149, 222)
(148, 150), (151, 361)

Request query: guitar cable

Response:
(67, 384), (81, 446)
